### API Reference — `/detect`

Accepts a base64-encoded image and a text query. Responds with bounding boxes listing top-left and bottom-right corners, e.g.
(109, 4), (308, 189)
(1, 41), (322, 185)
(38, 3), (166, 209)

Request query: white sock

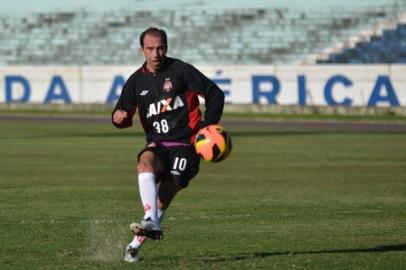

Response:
(138, 172), (158, 222)
(130, 209), (166, 249)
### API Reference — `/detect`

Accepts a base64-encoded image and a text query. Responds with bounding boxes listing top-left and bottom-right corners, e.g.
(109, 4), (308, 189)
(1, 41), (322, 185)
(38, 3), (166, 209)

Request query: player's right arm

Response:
(112, 74), (137, 129)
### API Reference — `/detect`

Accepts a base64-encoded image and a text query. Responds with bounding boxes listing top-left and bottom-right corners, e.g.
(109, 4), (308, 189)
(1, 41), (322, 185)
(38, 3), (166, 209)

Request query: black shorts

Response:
(138, 141), (200, 188)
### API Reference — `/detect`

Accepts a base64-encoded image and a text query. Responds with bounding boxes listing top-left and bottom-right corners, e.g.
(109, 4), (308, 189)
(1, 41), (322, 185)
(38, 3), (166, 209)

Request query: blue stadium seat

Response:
(321, 23), (406, 64)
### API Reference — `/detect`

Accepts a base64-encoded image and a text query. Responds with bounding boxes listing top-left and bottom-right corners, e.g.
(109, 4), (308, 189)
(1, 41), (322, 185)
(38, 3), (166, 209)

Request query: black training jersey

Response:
(112, 57), (225, 143)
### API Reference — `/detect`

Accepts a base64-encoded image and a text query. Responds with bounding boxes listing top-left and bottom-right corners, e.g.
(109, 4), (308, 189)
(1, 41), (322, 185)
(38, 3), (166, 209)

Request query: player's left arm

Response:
(183, 64), (225, 127)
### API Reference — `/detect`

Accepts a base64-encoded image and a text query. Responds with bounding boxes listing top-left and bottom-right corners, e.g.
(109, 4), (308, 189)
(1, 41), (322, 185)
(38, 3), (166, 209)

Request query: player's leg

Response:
(125, 149), (166, 262)
(157, 180), (183, 210)
(125, 145), (199, 262)
(137, 150), (164, 223)
(124, 207), (166, 262)
(132, 149), (167, 240)
(126, 180), (182, 258)
(130, 179), (182, 240)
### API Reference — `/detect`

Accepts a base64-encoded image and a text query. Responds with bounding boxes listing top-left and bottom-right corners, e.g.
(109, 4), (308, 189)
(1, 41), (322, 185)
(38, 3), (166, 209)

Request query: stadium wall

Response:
(0, 65), (405, 107)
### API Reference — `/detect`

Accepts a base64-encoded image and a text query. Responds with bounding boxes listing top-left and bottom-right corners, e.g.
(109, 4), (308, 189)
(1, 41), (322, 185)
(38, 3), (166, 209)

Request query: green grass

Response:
(1, 104), (406, 122)
(223, 111), (406, 122)
(0, 119), (405, 269)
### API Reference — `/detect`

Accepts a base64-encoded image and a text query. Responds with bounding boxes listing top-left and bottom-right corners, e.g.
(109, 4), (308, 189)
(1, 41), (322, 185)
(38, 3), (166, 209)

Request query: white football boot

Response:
(124, 244), (140, 263)
(129, 217), (163, 240)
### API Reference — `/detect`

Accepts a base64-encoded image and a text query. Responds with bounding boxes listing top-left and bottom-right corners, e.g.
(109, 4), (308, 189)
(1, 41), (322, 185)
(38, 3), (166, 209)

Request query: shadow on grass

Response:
(199, 244), (406, 263)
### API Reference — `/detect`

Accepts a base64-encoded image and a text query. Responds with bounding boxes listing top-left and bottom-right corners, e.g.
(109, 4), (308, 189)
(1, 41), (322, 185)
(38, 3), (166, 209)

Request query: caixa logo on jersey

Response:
(146, 95), (185, 118)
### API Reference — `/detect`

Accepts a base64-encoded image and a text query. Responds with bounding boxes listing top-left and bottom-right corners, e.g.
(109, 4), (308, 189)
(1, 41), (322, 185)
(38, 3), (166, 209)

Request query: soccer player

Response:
(112, 27), (225, 262)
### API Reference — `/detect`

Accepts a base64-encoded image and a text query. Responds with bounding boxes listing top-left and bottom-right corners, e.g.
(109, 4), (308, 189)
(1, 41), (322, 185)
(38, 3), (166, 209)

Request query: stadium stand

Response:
(0, 0), (405, 65)
(317, 14), (406, 64)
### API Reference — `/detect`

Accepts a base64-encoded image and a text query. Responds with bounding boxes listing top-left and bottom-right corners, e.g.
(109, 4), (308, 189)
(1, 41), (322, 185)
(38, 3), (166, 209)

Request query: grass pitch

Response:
(0, 117), (405, 269)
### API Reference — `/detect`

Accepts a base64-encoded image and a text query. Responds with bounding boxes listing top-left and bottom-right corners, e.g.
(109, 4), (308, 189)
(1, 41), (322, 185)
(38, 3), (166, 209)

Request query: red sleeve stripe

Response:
(186, 90), (202, 142)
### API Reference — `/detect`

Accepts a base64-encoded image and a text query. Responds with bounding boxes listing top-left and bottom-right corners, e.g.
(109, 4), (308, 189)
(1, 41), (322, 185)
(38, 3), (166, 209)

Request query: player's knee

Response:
(137, 159), (152, 173)
(137, 151), (163, 174)
(137, 152), (155, 173)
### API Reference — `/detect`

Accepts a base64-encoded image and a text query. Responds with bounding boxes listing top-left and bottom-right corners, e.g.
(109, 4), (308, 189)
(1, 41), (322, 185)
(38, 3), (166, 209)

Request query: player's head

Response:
(140, 27), (168, 73)
(140, 27), (168, 49)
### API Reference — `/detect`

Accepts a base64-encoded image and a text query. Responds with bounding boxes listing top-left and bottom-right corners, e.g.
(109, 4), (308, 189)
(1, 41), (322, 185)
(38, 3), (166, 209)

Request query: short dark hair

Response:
(139, 27), (168, 49)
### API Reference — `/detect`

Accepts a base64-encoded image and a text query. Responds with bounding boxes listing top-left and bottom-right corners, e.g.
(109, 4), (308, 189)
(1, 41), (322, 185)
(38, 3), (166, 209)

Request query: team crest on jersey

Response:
(163, 78), (173, 92)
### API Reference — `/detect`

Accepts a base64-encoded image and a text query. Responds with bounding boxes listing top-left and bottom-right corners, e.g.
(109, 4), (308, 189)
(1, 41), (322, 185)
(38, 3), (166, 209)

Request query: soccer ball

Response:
(194, 124), (232, 162)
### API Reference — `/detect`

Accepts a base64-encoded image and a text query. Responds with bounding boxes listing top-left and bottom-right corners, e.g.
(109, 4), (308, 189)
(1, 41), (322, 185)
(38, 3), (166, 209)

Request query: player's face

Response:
(141, 34), (167, 73)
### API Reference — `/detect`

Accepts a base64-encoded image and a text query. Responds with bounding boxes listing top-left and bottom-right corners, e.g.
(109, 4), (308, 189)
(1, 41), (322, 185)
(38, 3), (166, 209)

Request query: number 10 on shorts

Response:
(173, 157), (187, 171)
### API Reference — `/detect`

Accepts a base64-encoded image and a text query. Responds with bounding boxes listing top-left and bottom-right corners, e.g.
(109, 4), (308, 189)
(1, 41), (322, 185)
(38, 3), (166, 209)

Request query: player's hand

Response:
(113, 109), (128, 125)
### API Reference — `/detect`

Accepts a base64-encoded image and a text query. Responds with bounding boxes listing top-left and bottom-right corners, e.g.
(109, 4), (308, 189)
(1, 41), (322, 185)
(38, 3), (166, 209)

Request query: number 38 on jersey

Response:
(153, 119), (169, 133)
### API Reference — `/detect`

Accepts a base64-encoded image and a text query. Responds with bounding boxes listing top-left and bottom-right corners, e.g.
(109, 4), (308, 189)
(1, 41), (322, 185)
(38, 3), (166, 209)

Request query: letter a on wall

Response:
(44, 75), (72, 104)
(106, 75), (125, 104)
(368, 75), (399, 106)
